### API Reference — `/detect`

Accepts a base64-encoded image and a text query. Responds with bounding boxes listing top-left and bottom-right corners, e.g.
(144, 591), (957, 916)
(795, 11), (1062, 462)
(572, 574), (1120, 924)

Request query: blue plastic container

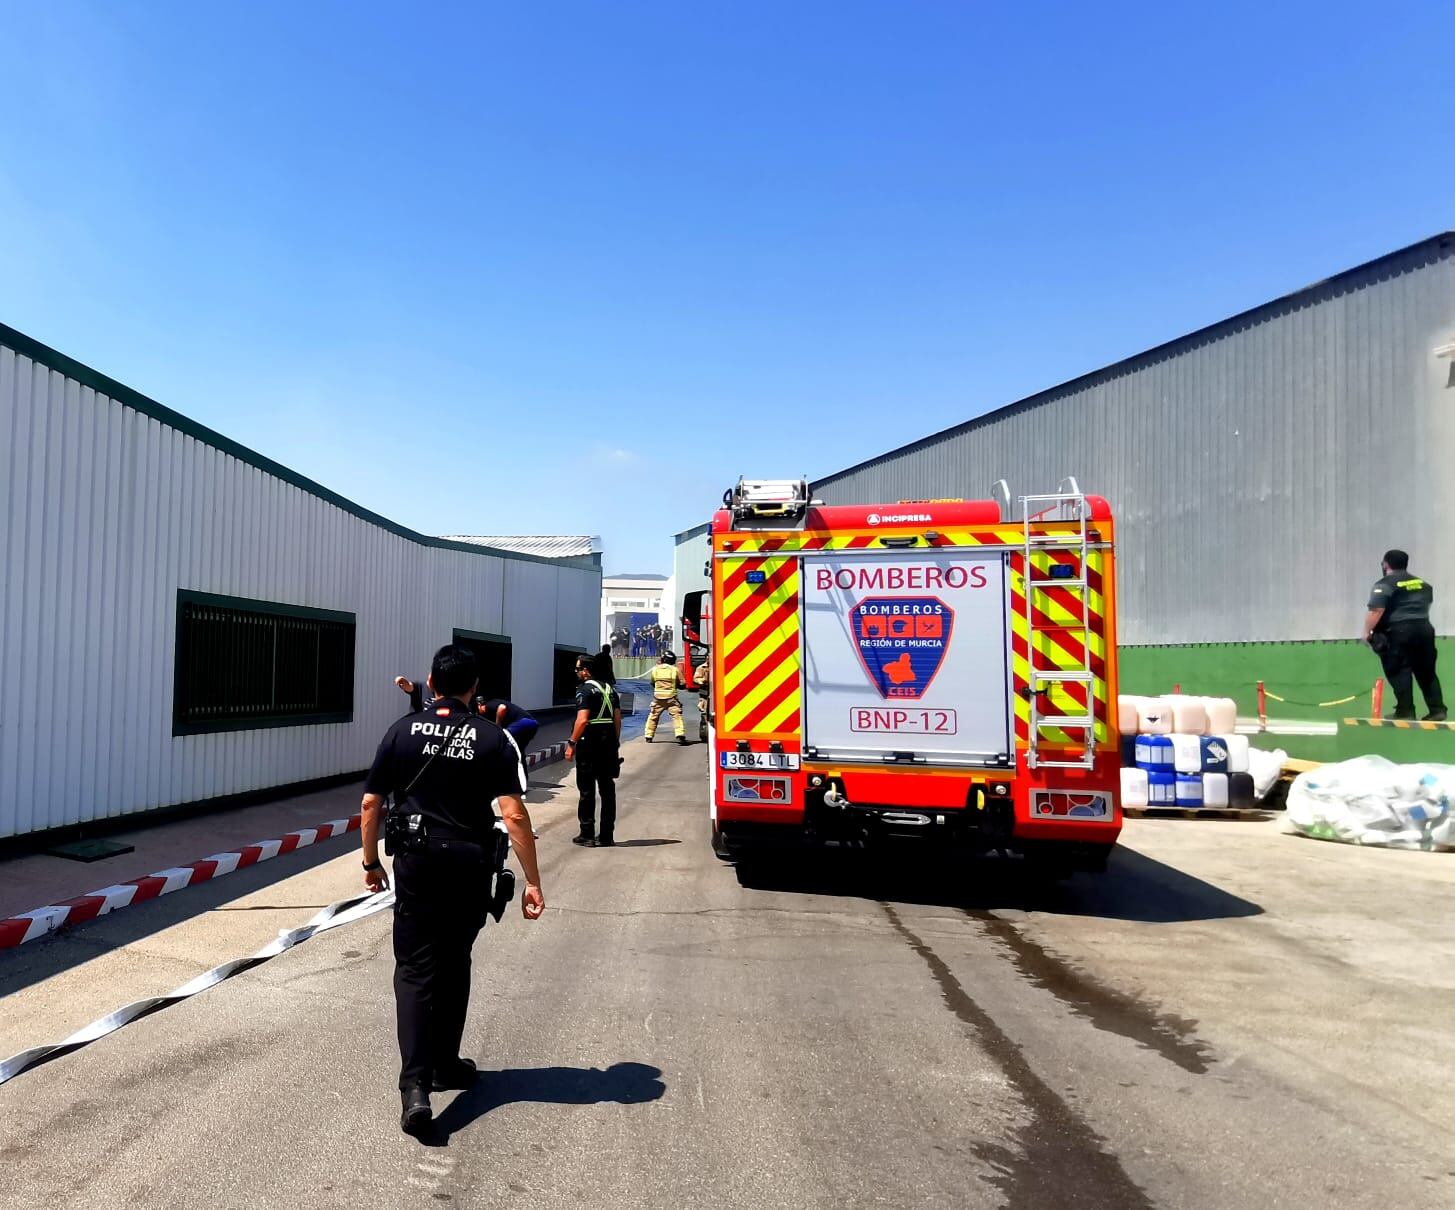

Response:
(1175, 773), (1205, 806)
(1135, 734), (1175, 771)
(1199, 736), (1231, 773)
(1146, 769), (1178, 805)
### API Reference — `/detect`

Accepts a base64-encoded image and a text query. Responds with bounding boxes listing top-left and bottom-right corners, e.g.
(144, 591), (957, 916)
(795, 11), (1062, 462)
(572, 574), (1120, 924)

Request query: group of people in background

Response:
(607, 622), (674, 659)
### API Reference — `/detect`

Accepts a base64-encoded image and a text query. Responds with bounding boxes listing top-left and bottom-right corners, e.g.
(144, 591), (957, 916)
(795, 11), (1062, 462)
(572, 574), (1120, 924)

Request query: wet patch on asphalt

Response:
(882, 903), (1155, 1210)
(965, 909), (1214, 1074)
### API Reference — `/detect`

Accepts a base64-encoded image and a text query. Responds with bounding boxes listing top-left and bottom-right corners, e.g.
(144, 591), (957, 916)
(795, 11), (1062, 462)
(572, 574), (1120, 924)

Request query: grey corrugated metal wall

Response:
(0, 336), (601, 840)
(668, 522), (712, 636)
(813, 235), (1455, 647)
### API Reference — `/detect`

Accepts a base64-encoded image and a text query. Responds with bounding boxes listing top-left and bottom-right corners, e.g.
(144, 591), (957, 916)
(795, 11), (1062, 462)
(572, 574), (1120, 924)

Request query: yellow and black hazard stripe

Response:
(1342, 717), (1455, 731)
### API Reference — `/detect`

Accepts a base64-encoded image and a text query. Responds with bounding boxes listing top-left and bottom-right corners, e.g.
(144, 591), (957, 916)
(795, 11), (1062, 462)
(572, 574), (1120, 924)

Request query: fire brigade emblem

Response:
(850, 596), (954, 699)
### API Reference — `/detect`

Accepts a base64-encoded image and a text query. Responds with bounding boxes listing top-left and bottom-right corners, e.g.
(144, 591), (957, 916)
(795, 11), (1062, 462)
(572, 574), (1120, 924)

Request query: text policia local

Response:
(814, 564), (989, 592)
(409, 720), (478, 759)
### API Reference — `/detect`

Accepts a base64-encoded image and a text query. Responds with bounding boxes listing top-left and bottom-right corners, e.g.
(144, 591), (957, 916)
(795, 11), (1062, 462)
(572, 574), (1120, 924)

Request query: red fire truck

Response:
(681, 478), (1121, 874)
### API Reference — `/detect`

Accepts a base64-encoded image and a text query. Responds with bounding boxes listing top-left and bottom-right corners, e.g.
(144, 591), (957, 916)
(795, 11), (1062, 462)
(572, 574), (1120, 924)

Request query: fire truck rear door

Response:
(800, 549), (1012, 766)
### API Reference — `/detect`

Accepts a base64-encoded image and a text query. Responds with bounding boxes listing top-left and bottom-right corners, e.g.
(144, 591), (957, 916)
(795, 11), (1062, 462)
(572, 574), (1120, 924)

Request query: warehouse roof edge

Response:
(0, 321), (601, 572)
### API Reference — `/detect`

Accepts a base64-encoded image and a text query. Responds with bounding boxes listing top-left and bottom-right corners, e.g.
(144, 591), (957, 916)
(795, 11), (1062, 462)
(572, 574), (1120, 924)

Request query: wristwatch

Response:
(363, 859), (383, 872)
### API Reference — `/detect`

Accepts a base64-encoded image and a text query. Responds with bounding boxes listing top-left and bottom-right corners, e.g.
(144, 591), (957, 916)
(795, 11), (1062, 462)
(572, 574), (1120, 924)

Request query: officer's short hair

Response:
(1383, 549), (1410, 570)
(431, 645), (478, 696)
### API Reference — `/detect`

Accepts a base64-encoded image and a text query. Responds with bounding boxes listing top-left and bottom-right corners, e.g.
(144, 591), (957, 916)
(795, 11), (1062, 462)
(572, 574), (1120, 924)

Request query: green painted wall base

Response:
(1119, 639), (1454, 764)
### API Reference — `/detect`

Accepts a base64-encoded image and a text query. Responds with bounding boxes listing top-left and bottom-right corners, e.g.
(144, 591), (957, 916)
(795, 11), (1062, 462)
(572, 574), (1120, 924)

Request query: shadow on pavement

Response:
(423, 1061), (666, 1144)
(733, 843), (1263, 924)
(610, 838), (681, 848)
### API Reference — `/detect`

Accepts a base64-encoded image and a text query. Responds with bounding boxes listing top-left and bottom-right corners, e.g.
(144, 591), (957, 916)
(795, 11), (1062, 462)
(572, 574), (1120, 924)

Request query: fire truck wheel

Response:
(711, 822), (733, 862)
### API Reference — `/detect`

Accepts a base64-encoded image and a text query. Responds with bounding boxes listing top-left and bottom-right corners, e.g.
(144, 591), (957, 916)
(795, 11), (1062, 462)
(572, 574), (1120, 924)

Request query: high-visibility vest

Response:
(584, 680), (616, 725)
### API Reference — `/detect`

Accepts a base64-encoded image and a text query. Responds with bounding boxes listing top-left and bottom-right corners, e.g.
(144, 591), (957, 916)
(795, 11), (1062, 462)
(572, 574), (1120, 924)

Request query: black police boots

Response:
(401, 1085), (432, 1135)
(677, 735), (689, 746)
(571, 833), (594, 846)
(594, 836), (615, 847)
(432, 1057), (478, 1091)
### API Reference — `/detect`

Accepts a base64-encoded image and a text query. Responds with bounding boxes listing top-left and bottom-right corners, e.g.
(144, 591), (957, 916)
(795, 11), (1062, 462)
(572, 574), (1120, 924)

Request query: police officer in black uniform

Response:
(360, 645), (546, 1135)
(1364, 549), (1446, 721)
(565, 655), (623, 846)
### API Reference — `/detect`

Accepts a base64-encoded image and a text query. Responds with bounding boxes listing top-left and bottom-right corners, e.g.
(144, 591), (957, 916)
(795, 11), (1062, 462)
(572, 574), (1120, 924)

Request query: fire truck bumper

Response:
(714, 758), (1121, 866)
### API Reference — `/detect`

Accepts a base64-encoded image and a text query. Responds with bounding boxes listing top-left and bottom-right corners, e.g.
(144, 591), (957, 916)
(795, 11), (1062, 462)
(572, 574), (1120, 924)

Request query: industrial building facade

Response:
(673, 234), (1455, 758)
(0, 324), (600, 841)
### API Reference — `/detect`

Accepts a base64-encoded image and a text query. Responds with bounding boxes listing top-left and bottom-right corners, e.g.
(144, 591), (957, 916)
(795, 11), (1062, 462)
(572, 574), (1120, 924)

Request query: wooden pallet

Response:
(1124, 806), (1271, 821)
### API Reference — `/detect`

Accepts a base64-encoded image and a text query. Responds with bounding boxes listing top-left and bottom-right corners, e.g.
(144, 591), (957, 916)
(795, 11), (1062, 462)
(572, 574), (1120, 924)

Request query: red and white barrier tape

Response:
(0, 817), (363, 950)
(526, 742), (567, 770)
(0, 742), (569, 952)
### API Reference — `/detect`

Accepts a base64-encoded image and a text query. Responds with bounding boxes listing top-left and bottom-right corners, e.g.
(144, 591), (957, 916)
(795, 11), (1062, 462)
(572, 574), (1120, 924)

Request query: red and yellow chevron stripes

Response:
(719, 556), (802, 737)
(1009, 548), (1111, 747)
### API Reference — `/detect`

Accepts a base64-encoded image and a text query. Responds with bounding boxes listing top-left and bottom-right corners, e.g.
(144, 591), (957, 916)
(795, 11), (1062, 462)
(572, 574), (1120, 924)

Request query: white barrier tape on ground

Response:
(0, 889), (394, 1087)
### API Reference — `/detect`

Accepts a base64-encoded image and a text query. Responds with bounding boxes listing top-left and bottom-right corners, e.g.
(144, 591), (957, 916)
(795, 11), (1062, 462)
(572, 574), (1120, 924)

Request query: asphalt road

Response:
(2, 738), (1453, 1209)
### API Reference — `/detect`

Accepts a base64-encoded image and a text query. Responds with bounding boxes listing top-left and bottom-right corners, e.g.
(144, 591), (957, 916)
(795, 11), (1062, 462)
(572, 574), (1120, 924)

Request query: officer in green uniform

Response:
(1364, 549), (1446, 721)
(566, 656), (623, 846)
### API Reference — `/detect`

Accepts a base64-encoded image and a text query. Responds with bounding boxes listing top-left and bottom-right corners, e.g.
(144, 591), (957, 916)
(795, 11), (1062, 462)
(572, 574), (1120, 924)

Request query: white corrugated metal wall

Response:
(0, 335), (600, 840)
(811, 235), (1455, 647)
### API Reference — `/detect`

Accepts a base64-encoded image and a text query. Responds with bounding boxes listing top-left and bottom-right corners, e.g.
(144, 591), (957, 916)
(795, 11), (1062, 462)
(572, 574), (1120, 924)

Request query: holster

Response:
(383, 804), (428, 856)
(487, 824), (515, 922)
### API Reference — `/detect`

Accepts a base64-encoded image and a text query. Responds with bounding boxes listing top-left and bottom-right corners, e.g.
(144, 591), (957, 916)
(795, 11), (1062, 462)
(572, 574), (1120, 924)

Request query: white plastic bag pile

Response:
(1286, 756), (1455, 850)
(1245, 746), (1288, 800)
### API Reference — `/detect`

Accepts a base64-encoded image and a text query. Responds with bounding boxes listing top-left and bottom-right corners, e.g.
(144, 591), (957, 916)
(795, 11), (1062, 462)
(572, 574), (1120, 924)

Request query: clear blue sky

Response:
(3, 2), (1451, 574)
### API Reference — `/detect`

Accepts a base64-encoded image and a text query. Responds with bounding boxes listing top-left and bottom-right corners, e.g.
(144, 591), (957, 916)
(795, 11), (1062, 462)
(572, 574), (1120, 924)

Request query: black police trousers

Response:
(576, 742), (620, 841)
(392, 844), (492, 1091)
(1378, 622), (1445, 717)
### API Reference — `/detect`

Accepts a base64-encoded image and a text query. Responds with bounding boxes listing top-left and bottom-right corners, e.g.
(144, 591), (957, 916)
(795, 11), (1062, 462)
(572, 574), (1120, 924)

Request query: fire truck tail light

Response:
(1031, 790), (1111, 820)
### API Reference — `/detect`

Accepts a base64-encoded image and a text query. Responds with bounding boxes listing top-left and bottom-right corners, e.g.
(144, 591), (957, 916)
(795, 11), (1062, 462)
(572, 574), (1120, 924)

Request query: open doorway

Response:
(453, 629), (513, 702)
(553, 646), (589, 705)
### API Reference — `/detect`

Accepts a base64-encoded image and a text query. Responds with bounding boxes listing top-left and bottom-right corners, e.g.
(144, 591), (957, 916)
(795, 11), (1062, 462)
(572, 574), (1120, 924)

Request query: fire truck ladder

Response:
(1020, 478), (1096, 770)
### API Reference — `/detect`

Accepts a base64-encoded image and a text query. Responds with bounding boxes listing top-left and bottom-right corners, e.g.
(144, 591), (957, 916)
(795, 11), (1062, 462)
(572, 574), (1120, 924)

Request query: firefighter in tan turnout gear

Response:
(694, 657), (710, 742)
(645, 651), (689, 745)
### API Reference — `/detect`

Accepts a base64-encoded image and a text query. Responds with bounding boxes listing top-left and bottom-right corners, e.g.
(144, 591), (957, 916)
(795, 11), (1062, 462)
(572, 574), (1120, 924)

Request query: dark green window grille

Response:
(174, 591), (356, 734)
